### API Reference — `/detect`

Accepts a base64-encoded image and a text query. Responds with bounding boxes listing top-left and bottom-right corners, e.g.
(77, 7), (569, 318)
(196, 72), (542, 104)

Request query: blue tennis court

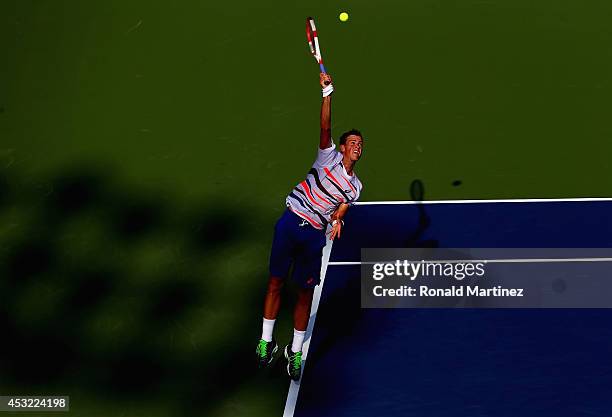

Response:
(284, 198), (612, 417)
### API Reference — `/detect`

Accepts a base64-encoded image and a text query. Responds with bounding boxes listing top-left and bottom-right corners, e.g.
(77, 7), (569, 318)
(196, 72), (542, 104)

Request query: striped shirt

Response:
(286, 143), (362, 230)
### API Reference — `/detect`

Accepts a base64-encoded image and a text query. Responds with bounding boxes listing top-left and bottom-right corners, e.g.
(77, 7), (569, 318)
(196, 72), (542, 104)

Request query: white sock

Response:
(261, 318), (275, 342)
(292, 329), (306, 353)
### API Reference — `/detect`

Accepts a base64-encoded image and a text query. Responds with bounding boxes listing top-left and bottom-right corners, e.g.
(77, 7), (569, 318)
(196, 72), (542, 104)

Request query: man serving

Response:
(255, 73), (364, 380)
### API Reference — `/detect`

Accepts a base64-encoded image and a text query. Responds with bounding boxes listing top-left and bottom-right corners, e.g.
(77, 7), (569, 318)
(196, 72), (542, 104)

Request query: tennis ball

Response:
(339, 12), (349, 22)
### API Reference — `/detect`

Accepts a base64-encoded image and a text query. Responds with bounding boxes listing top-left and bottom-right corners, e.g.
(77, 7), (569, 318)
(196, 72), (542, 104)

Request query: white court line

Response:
(281, 198), (612, 417)
(355, 197), (612, 205)
(328, 258), (612, 266)
(282, 235), (334, 417)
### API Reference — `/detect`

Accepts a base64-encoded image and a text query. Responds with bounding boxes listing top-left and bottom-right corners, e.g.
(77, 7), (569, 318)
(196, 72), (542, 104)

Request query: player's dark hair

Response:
(339, 129), (363, 145)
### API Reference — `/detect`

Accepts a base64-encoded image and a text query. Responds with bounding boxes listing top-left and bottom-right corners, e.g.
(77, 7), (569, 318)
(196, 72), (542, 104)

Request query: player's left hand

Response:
(329, 221), (342, 240)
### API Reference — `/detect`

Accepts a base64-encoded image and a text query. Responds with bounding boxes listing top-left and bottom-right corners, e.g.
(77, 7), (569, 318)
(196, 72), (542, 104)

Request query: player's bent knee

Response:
(297, 286), (315, 301)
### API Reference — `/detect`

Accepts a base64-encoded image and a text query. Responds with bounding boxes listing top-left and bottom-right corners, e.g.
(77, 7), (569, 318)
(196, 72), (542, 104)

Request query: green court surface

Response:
(1, 1), (612, 416)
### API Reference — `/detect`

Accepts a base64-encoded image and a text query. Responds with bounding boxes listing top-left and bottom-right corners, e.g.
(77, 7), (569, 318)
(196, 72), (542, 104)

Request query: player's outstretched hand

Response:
(320, 73), (332, 88)
(329, 221), (342, 240)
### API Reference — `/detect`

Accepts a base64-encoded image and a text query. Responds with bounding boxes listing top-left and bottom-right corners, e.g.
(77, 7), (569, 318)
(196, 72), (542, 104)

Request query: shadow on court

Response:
(405, 179), (438, 248)
(0, 164), (287, 416)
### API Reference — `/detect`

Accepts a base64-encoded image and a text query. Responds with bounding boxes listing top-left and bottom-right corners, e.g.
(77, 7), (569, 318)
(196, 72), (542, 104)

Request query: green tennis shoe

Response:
(255, 338), (278, 368)
(284, 345), (303, 381)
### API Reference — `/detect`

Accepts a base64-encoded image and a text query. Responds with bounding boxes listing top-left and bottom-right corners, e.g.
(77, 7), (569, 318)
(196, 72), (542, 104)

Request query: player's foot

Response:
(284, 345), (303, 381)
(255, 338), (278, 368)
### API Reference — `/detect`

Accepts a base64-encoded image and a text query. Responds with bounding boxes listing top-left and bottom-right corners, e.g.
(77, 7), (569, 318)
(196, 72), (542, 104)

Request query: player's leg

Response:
(256, 210), (295, 368)
(283, 287), (314, 376)
(256, 277), (283, 368)
(263, 276), (284, 321)
(293, 287), (314, 332)
(284, 225), (326, 380)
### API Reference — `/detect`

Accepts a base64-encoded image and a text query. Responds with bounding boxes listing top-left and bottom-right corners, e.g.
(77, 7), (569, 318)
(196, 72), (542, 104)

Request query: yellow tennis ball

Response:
(339, 12), (349, 22)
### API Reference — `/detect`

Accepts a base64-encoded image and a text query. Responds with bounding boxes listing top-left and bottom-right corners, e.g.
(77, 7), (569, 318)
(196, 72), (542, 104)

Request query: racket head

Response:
(306, 17), (316, 55)
(305, 17), (322, 62)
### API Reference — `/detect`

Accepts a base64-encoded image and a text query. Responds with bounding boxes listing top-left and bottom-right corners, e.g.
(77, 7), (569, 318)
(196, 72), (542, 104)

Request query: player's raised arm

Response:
(319, 73), (334, 150)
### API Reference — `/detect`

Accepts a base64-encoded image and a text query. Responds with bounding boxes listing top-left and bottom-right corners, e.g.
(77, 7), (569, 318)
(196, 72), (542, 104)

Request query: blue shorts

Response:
(269, 209), (327, 288)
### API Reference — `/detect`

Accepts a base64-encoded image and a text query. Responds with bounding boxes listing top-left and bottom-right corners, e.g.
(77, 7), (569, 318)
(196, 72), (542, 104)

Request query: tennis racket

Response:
(306, 17), (330, 85)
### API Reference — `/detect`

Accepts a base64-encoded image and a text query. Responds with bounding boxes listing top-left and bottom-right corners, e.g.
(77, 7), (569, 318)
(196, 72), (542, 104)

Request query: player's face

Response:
(340, 135), (363, 161)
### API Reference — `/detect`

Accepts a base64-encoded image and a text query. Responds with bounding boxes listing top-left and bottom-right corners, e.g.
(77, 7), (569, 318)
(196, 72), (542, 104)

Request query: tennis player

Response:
(255, 73), (363, 380)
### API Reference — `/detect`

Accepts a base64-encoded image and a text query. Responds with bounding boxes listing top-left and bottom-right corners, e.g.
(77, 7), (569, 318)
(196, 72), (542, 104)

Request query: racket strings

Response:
(306, 18), (322, 63)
